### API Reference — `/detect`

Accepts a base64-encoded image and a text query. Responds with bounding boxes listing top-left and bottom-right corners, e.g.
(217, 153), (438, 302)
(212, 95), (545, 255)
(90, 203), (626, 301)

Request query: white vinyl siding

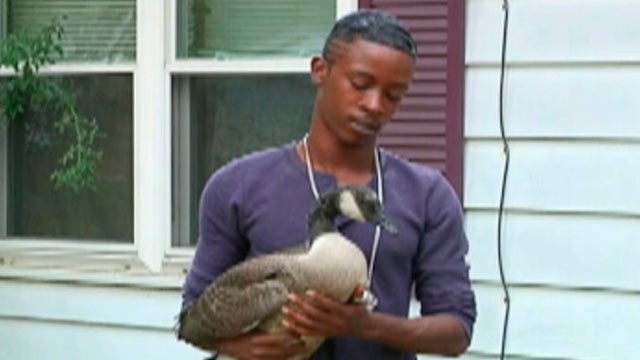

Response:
(0, 280), (207, 359)
(460, 0), (640, 359)
(466, 0), (640, 64)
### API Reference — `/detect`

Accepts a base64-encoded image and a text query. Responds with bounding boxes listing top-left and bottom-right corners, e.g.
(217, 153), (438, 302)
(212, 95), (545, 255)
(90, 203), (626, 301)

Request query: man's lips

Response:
(350, 118), (380, 135)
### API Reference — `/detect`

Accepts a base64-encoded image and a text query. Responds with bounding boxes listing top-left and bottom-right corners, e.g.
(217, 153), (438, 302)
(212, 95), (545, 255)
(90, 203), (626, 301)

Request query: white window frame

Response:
(0, 0), (357, 285)
(0, 0), (8, 244)
(0, 0), (6, 237)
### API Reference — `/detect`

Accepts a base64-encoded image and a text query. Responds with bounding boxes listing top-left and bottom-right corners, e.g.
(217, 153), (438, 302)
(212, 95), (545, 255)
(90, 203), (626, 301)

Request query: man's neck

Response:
(299, 132), (377, 185)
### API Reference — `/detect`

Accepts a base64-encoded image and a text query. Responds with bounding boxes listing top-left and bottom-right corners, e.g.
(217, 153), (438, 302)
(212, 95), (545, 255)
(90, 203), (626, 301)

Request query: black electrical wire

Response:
(497, 1), (511, 360)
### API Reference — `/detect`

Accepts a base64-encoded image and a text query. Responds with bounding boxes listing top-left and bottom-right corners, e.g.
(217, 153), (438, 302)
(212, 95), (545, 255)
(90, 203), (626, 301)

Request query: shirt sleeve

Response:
(181, 164), (249, 309)
(413, 173), (477, 340)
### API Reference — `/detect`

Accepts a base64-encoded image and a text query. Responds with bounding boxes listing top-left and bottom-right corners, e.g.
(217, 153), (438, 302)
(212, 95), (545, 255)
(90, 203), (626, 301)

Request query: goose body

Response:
(176, 185), (396, 358)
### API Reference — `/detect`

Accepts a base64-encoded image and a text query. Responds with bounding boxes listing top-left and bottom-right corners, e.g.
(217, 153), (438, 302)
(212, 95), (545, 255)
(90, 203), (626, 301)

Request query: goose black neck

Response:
(308, 195), (341, 241)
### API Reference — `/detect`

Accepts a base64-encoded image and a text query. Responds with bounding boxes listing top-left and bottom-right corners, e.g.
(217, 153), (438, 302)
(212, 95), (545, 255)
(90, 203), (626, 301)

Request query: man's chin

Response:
(338, 131), (377, 148)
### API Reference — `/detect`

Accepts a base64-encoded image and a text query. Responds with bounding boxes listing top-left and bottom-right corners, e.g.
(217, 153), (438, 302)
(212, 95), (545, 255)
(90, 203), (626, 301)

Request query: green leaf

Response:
(1, 20), (104, 193)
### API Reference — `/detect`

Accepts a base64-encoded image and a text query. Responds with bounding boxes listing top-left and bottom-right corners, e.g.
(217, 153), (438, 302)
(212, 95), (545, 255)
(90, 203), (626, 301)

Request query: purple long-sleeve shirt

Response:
(182, 142), (476, 359)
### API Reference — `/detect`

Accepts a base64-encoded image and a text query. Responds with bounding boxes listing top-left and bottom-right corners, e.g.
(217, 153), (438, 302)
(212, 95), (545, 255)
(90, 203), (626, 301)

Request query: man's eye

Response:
(386, 92), (403, 102)
(351, 80), (369, 90)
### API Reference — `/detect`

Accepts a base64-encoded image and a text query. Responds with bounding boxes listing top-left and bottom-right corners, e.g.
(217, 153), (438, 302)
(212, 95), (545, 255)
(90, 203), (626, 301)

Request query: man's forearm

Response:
(359, 313), (470, 356)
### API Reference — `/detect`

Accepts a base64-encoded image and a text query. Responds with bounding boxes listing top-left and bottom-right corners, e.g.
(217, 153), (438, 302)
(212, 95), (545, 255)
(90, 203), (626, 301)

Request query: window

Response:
(172, 74), (316, 246)
(170, 1), (355, 246)
(5, 75), (133, 241)
(0, 0), (135, 243)
(0, 1), (358, 274)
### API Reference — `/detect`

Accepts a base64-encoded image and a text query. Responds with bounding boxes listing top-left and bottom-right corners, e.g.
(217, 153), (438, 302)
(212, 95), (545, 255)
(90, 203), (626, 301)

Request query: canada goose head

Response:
(308, 185), (398, 239)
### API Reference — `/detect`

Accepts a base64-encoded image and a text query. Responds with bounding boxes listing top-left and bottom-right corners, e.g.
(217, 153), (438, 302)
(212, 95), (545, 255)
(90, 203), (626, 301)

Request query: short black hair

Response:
(322, 9), (418, 60)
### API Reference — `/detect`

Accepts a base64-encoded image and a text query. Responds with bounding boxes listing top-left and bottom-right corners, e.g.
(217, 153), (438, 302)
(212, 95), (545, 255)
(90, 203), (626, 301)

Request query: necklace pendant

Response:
(354, 288), (378, 311)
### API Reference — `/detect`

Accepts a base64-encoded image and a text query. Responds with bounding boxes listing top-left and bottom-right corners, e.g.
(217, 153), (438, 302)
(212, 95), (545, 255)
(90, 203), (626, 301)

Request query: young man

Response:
(182, 10), (476, 360)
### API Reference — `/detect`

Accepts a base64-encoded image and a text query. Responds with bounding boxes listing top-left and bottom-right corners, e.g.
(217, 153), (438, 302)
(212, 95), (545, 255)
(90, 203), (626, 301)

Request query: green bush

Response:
(0, 20), (104, 192)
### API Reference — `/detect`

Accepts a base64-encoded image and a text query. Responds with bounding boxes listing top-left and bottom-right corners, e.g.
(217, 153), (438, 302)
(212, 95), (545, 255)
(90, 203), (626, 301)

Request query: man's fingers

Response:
(304, 290), (339, 310)
(250, 331), (300, 345)
(282, 304), (322, 335)
(247, 332), (307, 359)
(291, 292), (335, 317)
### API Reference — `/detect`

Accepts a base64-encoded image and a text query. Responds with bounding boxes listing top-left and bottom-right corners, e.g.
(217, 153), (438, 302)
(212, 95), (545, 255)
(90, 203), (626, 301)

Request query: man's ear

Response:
(310, 56), (328, 86)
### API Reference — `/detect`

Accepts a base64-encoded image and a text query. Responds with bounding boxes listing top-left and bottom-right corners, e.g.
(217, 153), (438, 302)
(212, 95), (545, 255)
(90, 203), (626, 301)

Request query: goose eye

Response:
(364, 201), (379, 214)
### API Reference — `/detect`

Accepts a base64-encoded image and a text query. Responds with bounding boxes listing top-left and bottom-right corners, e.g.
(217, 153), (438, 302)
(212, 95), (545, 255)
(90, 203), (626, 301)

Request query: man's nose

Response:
(361, 90), (384, 116)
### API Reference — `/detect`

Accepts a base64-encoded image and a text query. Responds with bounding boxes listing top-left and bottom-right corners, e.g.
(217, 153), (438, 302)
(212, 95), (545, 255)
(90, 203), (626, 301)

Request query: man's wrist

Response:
(358, 311), (382, 340)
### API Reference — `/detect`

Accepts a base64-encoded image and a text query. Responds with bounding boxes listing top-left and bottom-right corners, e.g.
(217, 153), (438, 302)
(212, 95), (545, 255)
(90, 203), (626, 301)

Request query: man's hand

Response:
(282, 289), (372, 338)
(213, 331), (306, 360)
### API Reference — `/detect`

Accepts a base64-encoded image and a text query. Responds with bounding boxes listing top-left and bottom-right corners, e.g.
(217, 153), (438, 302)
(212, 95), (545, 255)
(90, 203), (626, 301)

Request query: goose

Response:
(176, 184), (397, 358)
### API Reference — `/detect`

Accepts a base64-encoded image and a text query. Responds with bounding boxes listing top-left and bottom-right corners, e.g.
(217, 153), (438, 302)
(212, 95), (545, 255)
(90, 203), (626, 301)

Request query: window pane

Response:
(172, 74), (315, 245)
(3, 74), (133, 242)
(176, 0), (334, 59)
(8, 0), (136, 62)
(0, 1), (7, 36)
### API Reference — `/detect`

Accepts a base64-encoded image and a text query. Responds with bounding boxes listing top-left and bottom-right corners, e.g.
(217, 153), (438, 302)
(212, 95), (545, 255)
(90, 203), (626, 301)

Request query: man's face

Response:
(312, 39), (415, 146)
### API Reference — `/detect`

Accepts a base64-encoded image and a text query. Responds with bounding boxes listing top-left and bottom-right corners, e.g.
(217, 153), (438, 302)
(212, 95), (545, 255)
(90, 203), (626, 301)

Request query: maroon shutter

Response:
(359, 0), (465, 199)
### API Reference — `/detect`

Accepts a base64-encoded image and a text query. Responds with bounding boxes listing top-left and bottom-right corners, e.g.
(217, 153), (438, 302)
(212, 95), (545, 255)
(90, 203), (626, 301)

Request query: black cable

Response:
(497, 1), (511, 360)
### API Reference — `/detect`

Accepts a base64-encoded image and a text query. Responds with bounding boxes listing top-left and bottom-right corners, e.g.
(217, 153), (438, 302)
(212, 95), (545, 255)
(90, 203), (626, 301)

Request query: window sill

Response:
(0, 240), (193, 290)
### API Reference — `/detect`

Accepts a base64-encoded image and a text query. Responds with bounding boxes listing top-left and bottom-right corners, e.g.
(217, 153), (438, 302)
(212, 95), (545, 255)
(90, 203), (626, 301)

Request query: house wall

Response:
(449, 0), (640, 359)
(0, 279), (208, 359)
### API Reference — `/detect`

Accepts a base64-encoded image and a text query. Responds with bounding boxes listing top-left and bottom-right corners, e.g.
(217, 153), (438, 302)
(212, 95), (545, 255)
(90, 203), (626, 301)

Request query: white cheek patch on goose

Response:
(339, 192), (366, 221)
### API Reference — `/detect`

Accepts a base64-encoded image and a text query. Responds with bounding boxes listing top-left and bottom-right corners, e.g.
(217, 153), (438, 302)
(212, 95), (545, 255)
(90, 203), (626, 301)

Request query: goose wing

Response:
(177, 255), (299, 349)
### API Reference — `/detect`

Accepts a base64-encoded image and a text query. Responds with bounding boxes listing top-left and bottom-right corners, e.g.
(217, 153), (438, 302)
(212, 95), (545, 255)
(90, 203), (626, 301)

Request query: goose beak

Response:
(374, 214), (398, 234)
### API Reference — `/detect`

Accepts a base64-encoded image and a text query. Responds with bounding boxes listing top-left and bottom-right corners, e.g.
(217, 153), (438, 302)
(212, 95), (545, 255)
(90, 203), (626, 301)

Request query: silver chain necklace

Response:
(301, 134), (383, 305)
